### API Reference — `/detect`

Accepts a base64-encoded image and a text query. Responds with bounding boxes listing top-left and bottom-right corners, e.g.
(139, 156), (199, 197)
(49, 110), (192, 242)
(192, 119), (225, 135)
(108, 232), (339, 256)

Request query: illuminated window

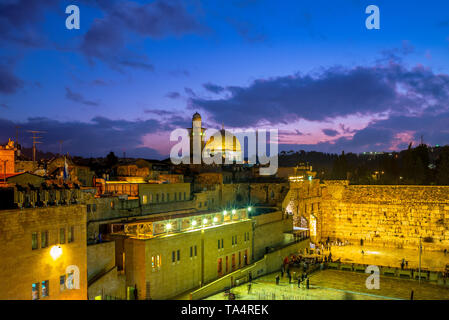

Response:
(32, 283), (39, 300)
(110, 201), (115, 209)
(32, 232), (38, 250)
(60, 275), (66, 292)
(41, 231), (48, 248)
(149, 194), (153, 202)
(60, 228), (65, 244)
(41, 280), (49, 298)
(156, 255), (161, 267)
(68, 226), (74, 243)
(67, 272), (74, 289)
(142, 195), (147, 205)
(217, 258), (223, 275)
(152, 256), (155, 268)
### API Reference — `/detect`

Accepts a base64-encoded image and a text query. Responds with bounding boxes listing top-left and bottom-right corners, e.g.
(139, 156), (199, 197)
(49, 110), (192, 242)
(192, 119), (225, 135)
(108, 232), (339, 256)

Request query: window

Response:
(218, 239), (221, 249)
(149, 194), (153, 203)
(172, 251), (175, 263)
(199, 202), (202, 208)
(179, 192), (182, 200)
(194, 245), (197, 257)
(221, 239), (224, 249)
(68, 226), (74, 243)
(167, 193), (170, 202)
(87, 204), (91, 213)
(60, 275), (66, 292)
(32, 283), (39, 300)
(190, 246), (193, 257)
(93, 204), (97, 212)
(204, 201), (207, 207)
(152, 256), (155, 268)
(183, 192), (186, 200)
(156, 255), (161, 268)
(174, 193), (177, 201)
(41, 231), (48, 248)
(32, 232), (38, 250)
(142, 195), (148, 205)
(217, 258), (223, 275)
(41, 280), (49, 298)
(177, 249), (180, 261)
(156, 194), (159, 202)
(110, 201), (115, 209)
(60, 228), (65, 244)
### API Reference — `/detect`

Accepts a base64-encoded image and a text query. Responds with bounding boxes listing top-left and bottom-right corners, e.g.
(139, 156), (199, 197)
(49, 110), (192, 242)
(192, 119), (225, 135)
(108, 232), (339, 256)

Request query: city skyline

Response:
(1, 0), (449, 159)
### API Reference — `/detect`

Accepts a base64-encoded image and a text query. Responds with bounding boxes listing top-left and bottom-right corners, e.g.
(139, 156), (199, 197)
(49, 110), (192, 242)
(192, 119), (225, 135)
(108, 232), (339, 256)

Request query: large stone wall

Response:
(320, 181), (449, 250)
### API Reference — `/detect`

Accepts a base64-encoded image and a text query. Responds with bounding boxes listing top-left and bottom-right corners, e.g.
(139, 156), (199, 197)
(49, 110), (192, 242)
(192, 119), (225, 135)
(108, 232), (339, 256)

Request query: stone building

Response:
(0, 204), (87, 300)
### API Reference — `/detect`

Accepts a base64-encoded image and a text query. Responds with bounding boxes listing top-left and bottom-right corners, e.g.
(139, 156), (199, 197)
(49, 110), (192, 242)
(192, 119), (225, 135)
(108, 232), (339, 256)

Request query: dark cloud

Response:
(65, 87), (100, 107)
(0, 65), (23, 94)
(166, 91), (181, 99)
(184, 87), (197, 97)
(0, 103), (9, 109)
(322, 129), (339, 137)
(0, 116), (164, 158)
(227, 18), (267, 43)
(0, 0), (58, 48)
(191, 63), (449, 127)
(203, 82), (225, 94)
(80, 0), (205, 70)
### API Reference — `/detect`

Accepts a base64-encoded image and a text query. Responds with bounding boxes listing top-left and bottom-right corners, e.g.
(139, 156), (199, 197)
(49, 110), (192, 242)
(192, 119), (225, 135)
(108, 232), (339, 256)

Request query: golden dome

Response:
(203, 129), (242, 161)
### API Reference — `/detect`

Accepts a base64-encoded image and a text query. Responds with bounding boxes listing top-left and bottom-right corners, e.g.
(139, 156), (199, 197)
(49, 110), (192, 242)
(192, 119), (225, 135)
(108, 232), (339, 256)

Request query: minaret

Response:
(191, 112), (203, 164)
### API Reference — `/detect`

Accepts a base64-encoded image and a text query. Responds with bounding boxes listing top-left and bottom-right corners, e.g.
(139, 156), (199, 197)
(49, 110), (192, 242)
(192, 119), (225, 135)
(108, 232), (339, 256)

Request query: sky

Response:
(0, 0), (449, 159)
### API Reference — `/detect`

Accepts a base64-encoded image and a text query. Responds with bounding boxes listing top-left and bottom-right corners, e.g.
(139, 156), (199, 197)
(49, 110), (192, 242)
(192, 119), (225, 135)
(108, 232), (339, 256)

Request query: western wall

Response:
(317, 181), (449, 251)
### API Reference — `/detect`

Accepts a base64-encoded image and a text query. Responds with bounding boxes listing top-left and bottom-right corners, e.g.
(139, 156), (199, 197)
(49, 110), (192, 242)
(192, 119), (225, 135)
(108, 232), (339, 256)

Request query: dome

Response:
(203, 129), (242, 162)
(192, 112), (201, 121)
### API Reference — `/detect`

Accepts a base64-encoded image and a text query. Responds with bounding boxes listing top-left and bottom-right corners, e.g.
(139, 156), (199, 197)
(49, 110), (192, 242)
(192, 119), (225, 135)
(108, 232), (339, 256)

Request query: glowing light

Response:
(203, 218), (208, 224)
(213, 217), (218, 223)
(232, 209), (236, 215)
(166, 223), (172, 230)
(50, 245), (62, 260)
(223, 210), (227, 215)
(247, 206), (252, 212)
(308, 176), (312, 181)
(192, 220), (197, 226)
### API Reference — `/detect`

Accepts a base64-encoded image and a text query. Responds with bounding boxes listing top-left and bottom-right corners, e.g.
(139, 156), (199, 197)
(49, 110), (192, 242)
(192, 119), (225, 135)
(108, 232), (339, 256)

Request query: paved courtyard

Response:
(328, 244), (449, 271)
(205, 269), (449, 300)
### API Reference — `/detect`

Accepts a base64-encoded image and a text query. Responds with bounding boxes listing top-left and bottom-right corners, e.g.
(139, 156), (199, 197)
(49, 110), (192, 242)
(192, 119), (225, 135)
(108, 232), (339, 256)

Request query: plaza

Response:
(206, 269), (449, 300)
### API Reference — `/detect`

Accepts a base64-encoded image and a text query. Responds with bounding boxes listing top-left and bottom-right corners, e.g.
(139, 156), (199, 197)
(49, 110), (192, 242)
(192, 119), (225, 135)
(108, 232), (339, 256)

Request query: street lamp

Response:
(50, 245), (62, 260)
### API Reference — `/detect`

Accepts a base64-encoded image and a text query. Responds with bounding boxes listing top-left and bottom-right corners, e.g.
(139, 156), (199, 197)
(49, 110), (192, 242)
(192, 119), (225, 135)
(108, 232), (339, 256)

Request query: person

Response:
(288, 272), (292, 284)
(306, 277), (310, 290)
(444, 249), (447, 255)
(328, 252), (332, 262)
(361, 250), (364, 255)
(410, 290), (414, 300)
(405, 261), (408, 268)
(276, 275), (280, 285)
(297, 277), (301, 288)
(249, 271), (252, 283)
(247, 283), (252, 294)
(360, 238), (364, 246)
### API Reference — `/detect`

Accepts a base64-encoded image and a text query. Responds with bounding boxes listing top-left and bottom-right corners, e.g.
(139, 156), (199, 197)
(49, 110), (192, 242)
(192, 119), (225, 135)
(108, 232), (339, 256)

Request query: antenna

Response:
(15, 125), (21, 146)
(59, 140), (64, 155)
(27, 130), (46, 164)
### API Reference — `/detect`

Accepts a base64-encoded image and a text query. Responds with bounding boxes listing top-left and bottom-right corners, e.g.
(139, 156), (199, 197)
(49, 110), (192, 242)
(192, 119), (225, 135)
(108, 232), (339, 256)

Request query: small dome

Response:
(192, 112), (201, 121)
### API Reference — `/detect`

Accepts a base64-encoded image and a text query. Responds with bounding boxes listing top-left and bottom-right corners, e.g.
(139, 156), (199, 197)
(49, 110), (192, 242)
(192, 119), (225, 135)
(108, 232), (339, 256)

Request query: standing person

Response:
(297, 277), (301, 288)
(360, 238), (364, 246)
(276, 275), (280, 285)
(405, 261), (408, 268)
(247, 283), (252, 294)
(288, 272), (292, 284)
(249, 271), (252, 283)
(410, 290), (414, 300)
(306, 277), (310, 290)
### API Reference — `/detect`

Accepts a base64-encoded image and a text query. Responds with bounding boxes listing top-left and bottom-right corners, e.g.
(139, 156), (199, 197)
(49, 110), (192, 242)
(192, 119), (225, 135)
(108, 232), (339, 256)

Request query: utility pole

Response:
(27, 130), (45, 165)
